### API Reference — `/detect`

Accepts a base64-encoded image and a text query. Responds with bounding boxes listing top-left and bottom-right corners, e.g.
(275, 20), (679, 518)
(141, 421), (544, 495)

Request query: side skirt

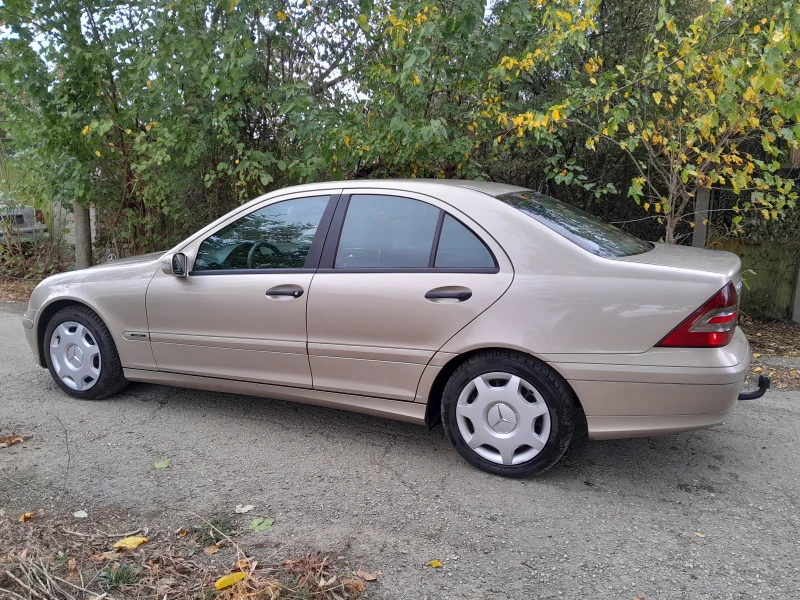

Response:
(123, 368), (427, 425)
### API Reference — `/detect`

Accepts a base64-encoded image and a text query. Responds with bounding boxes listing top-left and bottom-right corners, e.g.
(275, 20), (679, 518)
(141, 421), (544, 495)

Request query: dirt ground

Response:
(2, 302), (799, 599)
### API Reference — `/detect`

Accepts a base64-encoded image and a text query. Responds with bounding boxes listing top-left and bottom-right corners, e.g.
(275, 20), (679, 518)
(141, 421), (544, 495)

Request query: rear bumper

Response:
(549, 327), (751, 440)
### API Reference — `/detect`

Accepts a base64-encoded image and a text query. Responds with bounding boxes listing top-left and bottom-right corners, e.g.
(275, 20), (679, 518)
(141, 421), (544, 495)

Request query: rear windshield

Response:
(496, 191), (652, 258)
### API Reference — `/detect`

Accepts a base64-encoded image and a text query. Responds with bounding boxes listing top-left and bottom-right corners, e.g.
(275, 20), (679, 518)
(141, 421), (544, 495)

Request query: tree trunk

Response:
(73, 200), (92, 269)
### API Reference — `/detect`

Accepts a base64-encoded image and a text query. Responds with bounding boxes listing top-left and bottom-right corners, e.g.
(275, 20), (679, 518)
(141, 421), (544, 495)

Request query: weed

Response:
(98, 563), (140, 588)
(195, 517), (234, 546)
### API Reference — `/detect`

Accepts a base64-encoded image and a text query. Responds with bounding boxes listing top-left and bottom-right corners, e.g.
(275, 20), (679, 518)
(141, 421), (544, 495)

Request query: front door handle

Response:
(425, 289), (472, 302)
(266, 286), (304, 298)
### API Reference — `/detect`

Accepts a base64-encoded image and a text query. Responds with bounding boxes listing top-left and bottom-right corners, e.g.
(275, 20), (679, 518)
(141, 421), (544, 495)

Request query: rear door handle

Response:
(425, 290), (472, 301)
(266, 286), (304, 298)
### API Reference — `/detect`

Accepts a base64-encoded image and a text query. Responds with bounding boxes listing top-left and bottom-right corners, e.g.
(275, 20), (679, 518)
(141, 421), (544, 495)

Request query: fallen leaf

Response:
(356, 570), (377, 581)
(154, 459), (171, 469)
(91, 551), (122, 562)
(175, 528), (189, 537)
(204, 544), (220, 556)
(235, 504), (255, 514)
(18, 512), (34, 522)
(753, 367), (763, 373)
(429, 559), (443, 568)
(214, 572), (247, 590)
(0, 435), (24, 447)
(320, 574), (337, 587)
(73, 510), (88, 518)
(112, 536), (148, 550)
(343, 578), (367, 593)
(236, 558), (256, 571)
(752, 353), (762, 358)
(695, 532), (706, 538)
(67, 557), (78, 573)
(249, 517), (274, 533)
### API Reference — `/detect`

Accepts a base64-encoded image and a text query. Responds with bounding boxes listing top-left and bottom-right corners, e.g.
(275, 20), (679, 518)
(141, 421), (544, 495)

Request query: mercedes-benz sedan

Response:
(22, 180), (766, 476)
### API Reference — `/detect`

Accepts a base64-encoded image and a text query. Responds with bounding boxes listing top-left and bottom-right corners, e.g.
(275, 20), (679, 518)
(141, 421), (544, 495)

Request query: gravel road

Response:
(1, 302), (798, 599)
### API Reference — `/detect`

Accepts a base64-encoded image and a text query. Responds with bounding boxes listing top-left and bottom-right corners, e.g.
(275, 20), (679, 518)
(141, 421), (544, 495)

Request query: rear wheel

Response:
(441, 350), (575, 477)
(44, 306), (128, 400)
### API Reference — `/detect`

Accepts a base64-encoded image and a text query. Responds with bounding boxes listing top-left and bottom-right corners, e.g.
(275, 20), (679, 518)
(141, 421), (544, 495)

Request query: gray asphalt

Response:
(1, 302), (798, 599)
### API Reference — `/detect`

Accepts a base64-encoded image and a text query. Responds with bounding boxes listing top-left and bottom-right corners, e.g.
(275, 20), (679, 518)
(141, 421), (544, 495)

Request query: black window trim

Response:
(188, 192), (341, 276)
(317, 192), (500, 274)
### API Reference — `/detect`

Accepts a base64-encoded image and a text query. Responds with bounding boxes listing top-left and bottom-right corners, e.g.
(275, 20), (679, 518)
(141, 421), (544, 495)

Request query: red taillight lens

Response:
(657, 281), (739, 348)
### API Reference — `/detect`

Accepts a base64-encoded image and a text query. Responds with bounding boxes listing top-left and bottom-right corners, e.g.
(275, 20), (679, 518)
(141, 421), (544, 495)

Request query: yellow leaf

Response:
(125, 128), (132, 134)
(652, 91), (663, 105)
(112, 536), (148, 550)
(214, 572), (247, 590)
(703, 219), (708, 225)
(412, 73), (420, 86)
(761, 208), (770, 220)
(752, 353), (762, 358)
(754, 367), (763, 373)
(690, 221), (695, 228)
(771, 30), (785, 43)
(18, 512), (34, 522)
(627, 122), (635, 133)
(276, 10), (287, 21)
(429, 560), (443, 568)
(95, 151), (101, 157)
(655, 203), (661, 213)
(643, 203), (650, 212)
(82, 125), (91, 136)
(753, 25), (760, 33)
(146, 80), (151, 89)
(695, 532), (706, 538)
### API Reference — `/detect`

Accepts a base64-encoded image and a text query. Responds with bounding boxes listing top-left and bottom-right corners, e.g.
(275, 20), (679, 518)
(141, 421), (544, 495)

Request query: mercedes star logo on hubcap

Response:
(487, 403), (518, 434)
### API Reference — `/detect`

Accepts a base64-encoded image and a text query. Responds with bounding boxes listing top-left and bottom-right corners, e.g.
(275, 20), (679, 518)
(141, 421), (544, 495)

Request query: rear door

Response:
(306, 189), (514, 401)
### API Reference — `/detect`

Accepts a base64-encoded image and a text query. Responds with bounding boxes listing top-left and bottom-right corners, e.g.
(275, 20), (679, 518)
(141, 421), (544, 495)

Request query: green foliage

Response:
(0, 0), (798, 254)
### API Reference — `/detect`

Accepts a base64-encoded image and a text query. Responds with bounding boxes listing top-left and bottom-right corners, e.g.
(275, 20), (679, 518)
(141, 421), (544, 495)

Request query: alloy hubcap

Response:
(50, 321), (101, 391)
(456, 372), (551, 466)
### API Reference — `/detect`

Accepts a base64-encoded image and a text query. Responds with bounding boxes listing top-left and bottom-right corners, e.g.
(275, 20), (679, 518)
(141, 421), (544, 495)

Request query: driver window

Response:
(193, 196), (329, 271)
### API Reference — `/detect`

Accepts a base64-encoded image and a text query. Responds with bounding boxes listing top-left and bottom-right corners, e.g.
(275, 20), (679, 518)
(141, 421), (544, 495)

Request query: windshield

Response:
(496, 191), (652, 258)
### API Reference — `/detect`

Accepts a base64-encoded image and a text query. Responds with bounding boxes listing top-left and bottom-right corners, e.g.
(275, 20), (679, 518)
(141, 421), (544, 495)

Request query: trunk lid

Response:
(616, 243), (741, 284)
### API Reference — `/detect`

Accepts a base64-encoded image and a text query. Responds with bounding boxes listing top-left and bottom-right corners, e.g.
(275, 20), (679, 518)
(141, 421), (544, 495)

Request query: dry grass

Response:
(0, 513), (369, 600)
(0, 277), (36, 303)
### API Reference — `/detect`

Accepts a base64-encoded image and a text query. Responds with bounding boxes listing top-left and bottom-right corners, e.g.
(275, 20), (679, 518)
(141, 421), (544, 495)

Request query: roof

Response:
(268, 178), (529, 198)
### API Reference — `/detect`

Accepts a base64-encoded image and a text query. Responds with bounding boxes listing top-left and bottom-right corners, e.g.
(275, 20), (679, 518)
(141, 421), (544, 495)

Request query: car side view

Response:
(22, 180), (768, 476)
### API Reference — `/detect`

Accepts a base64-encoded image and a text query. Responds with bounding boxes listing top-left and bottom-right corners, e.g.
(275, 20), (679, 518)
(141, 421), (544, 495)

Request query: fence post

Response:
(793, 263), (800, 324)
(73, 200), (92, 269)
(692, 188), (710, 248)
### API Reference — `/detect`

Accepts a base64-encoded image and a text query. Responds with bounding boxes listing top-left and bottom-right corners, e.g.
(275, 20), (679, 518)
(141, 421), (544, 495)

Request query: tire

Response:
(441, 350), (575, 477)
(43, 305), (129, 400)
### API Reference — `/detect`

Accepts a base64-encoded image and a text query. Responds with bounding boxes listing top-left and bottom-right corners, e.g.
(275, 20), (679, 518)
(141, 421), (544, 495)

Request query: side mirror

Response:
(171, 253), (188, 277)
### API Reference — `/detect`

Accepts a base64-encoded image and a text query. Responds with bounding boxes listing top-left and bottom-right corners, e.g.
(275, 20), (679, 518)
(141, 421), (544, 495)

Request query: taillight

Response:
(657, 281), (738, 348)
(35, 210), (45, 224)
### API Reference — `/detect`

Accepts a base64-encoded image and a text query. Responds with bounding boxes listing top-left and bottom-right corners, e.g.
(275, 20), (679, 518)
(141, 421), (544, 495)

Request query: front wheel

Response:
(441, 350), (576, 477)
(43, 305), (129, 400)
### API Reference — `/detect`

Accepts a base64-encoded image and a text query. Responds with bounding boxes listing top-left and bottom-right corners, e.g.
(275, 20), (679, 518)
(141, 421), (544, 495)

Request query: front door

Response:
(145, 193), (336, 388)
(306, 190), (514, 401)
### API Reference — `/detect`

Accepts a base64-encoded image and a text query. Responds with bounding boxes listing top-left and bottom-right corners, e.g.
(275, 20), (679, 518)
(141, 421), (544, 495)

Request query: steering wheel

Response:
(247, 241), (283, 268)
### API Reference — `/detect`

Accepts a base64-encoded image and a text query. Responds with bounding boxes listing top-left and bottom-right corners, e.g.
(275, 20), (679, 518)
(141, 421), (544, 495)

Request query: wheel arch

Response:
(36, 299), (100, 368)
(424, 346), (586, 429)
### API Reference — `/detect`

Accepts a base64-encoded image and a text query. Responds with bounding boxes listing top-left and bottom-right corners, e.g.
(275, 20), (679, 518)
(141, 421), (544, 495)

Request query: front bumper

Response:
(21, 307), (38, 361)
(546, 327), (755, 440)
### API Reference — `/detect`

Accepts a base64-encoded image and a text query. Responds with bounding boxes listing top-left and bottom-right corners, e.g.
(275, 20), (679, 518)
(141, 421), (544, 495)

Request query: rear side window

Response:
(336, 195), (440, 268)
(497, 191), (652, 258)
(435, 215), (496, 268)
